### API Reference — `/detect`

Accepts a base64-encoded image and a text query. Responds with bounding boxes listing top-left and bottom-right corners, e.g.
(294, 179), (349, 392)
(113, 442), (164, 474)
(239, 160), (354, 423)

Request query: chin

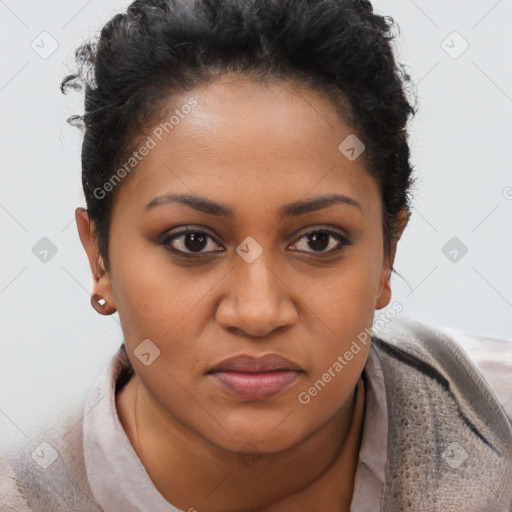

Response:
(201, 413), (314, 455)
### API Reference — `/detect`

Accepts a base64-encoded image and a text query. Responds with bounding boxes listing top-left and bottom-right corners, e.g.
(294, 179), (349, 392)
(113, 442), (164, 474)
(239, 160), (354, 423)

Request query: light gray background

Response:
(1, 1), (511, 440)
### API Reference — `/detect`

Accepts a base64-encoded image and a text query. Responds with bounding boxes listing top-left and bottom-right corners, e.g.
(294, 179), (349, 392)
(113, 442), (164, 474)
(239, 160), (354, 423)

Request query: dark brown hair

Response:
(62, 0), (416, 268)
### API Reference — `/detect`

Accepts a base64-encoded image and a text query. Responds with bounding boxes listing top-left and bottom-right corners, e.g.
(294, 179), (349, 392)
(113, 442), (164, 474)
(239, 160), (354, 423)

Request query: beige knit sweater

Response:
(1, 317), (512, 511)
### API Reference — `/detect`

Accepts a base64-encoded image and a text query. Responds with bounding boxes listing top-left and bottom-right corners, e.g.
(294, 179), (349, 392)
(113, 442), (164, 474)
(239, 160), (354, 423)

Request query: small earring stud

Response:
(91, 293), (117, 315)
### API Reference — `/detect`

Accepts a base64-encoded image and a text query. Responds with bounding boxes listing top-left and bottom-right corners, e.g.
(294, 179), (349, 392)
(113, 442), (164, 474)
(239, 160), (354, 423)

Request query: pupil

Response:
(308, 232), (329, 251)
(185, 233), (207, 252)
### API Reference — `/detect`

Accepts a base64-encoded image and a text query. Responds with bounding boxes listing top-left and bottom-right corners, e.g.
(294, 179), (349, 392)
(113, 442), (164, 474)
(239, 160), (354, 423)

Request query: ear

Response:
(75, 207), (116, 309)
(375, 207), (409, 310)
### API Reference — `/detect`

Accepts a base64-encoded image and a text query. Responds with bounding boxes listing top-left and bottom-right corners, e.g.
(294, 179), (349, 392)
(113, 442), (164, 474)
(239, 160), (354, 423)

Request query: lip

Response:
(208, 353), (303, 373)
(207, 354), (304, 401)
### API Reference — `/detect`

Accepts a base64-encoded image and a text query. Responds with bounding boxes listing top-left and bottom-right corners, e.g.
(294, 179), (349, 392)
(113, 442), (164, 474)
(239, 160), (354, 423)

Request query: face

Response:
(79, 75), (398, 454)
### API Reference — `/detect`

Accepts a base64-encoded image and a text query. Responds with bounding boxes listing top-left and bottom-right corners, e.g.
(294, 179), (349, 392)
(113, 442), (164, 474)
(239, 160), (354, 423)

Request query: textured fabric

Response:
(0, 457), (31, 511)
(375, 317), (512, 511)
(0, 396), (102, 512)
(1, 316), (511, 511)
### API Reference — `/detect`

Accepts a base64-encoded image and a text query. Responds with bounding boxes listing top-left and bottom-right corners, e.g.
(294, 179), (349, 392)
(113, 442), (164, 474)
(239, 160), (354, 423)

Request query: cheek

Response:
(296, 342), (370, 418)
(306, 255), (382, 335)
(110, 247), (214, 341)
(109, 249), (221, 391)
(301, 290), (373, 405)
(298, 255), (379, 392)
(285, 316), (371, 447)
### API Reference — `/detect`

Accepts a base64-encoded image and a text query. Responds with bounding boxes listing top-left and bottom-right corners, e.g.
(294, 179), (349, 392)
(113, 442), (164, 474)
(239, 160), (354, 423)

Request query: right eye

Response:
(161, 228), (225, 255)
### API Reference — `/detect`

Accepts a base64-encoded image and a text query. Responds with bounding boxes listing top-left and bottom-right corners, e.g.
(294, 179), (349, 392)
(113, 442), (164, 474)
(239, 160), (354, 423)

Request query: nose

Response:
(215, 254), (298, 338)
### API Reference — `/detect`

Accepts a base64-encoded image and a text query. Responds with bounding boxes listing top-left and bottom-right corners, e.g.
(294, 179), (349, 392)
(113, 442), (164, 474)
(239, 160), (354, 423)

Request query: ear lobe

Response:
(375, 268), (392, 310)
(75, 207), (116, 308)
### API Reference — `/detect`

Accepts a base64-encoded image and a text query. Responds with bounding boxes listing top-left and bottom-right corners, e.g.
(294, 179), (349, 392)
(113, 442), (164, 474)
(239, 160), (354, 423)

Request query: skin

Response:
(76, 74), (407, 511)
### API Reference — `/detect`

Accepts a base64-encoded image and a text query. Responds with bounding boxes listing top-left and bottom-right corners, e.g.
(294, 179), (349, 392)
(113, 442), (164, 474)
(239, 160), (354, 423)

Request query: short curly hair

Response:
(61, 0), (416, 269)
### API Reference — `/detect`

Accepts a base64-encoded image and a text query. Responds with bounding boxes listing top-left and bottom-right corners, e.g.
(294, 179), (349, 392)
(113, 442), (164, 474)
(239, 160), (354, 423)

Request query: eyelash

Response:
(160, 226), (352, 257)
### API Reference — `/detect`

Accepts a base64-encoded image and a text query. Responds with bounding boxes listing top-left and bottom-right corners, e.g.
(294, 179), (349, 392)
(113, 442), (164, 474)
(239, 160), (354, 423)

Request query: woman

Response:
(1, 0), (511, 510)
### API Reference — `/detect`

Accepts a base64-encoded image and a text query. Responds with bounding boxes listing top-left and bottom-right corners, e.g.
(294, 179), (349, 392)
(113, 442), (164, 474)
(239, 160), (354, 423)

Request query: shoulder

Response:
(0, 346), (129, 512)
(0, 396), (103, 511)
(444, 327), (512, 422)
(0, 455), (32, 511)
(371, 316), (512, 510)
(373, 316), (512, 424)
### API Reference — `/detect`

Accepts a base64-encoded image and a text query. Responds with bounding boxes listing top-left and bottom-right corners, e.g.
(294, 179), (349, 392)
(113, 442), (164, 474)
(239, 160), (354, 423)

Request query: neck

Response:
(116, 375), (365, 512)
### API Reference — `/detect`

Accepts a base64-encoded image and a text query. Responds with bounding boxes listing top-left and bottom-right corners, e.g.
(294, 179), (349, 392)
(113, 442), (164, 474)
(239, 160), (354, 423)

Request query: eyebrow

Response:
(144, 192), (361, 218)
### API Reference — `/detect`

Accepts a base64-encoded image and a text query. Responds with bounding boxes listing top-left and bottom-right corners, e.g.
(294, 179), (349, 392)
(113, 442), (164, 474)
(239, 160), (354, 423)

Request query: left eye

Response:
(288, 229), (350, 255)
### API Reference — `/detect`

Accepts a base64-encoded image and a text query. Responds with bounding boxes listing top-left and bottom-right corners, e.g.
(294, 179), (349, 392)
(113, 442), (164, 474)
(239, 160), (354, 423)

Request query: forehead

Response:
(111, 75), (381, 220)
